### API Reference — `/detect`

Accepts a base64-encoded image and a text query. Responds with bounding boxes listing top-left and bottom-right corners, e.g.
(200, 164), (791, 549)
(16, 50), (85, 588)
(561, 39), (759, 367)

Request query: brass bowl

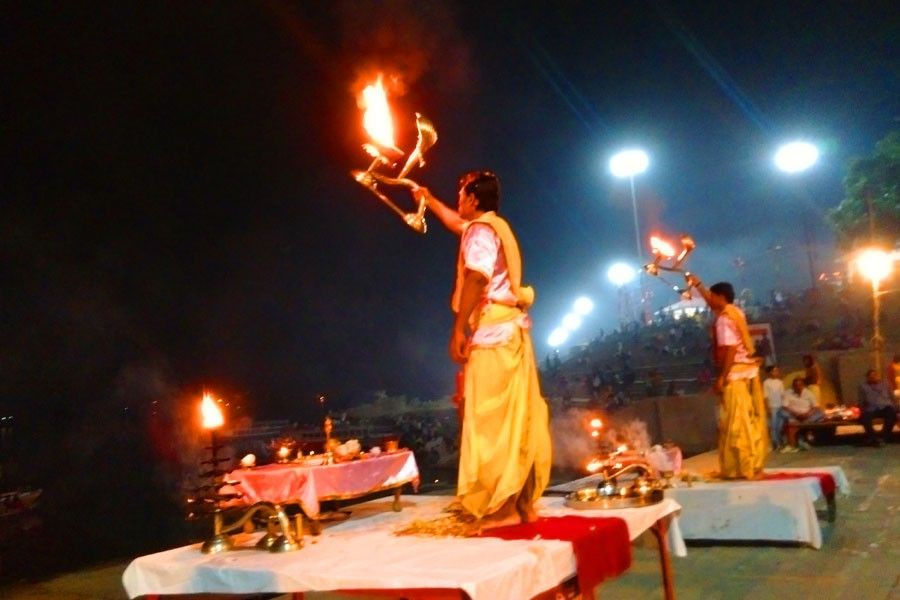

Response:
(565, 486), (664, 510)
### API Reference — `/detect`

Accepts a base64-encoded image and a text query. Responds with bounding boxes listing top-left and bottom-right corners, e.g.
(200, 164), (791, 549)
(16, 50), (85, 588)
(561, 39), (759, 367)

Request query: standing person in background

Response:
(763, 365), (785, 449)
(411, 171), (552, 529)
(803, 354), (822, 406)
(887, 354), (900, 402)
(686, 274), (769, 479)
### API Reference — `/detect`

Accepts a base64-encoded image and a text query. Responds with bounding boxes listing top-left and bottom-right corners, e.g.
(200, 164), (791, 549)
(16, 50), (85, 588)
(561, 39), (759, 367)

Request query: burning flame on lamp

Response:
(589, 417), (603, 429)
(360, 75), (401, 154)
(650, 236), (676, 258)
(586, 458), (604, 473)
(201, 392), (224, 430)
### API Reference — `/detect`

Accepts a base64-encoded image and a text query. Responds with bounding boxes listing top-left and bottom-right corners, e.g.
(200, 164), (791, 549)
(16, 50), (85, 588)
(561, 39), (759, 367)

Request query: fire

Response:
(361, 75), (399, 151)
(650, 236), (676, 258)
(200, 392), (224, 429)
(616, 444), (629, 453)
(586, 458), (604, 473)
(589, 417), (603, 429)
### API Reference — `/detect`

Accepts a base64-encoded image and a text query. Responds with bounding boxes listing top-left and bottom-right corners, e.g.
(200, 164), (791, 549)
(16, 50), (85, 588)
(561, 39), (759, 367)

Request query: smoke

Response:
(551, 407), (653, 469)
(334, 1), (476, 102)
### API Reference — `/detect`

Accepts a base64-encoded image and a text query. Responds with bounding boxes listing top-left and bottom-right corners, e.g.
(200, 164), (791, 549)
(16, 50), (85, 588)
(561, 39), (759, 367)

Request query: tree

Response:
(828, 131), (900, 249)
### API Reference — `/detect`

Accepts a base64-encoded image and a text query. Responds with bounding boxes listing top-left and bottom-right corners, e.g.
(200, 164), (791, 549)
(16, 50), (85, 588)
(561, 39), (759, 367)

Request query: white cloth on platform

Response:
(122, 494), (685, 600)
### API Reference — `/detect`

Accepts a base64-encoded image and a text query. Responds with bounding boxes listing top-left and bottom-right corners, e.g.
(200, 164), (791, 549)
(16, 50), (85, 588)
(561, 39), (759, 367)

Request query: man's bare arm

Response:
(414, 187), (466, 236)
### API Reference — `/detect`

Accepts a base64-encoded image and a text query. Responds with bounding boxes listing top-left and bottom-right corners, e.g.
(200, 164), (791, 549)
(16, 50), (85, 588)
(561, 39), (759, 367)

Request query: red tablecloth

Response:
(482, 515), (632, 596)
(763, 472), (836, 498)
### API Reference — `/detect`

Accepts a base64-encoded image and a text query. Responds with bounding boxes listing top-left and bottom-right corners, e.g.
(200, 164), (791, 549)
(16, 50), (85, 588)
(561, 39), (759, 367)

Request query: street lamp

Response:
(609, 149), (650, 258)
(610, 149), (649, 322)
(573, 296), (594, 316)
(548, 327), (569, 348)
(774, 140), (820, 289)
(774, 141), (819, 174)
(856, 248), (894, 373)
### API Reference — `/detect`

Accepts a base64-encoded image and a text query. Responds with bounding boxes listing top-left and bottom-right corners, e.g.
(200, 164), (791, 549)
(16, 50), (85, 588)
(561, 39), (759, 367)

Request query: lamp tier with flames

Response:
(350, 74), (437, 233)
(189, 392), (302, 554)
(644, 233), (696, 299)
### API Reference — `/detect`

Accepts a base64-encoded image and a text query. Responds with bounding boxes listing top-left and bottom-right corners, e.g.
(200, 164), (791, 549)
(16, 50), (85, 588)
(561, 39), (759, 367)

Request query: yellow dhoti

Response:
(458, 304), (552, 518)
(718, 365), (770, 479)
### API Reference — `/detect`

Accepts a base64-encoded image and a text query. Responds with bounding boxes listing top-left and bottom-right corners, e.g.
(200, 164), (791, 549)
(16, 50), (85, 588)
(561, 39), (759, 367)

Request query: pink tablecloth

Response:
(223, 450), (419, 518)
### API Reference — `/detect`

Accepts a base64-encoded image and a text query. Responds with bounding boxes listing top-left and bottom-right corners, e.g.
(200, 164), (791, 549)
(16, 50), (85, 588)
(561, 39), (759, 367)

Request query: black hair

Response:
(709, 281), (735, 303)
(458, 170), (500, 213)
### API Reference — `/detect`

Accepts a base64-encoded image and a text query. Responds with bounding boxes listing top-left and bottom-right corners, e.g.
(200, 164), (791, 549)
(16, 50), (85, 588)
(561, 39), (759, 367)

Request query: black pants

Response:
(861, 406), (898, 442)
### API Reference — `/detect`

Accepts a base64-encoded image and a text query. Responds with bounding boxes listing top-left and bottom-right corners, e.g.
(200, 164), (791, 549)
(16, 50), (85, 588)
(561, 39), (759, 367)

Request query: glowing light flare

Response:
(573, 296), (594, 316)
(650, 235), (677, 258)
(607, 262), (637, 287)
(360, 75), (398, 150)
(589, 417), (603, 429)
(609, 149), (649, 178)
(774, 141), (819, 173)
(616, 444), (629, 453)
(590, 430), (600, 438)
(856, 248), (893, 284)
(562, 313), (583, 331)
(200, 393), (224, 429)
(548, 327), (569, 347)
(586, 458), (604, 473)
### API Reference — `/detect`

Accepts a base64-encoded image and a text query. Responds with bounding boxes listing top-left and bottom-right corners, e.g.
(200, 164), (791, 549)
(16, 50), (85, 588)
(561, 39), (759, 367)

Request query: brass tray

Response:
(565, 487), (664, 510)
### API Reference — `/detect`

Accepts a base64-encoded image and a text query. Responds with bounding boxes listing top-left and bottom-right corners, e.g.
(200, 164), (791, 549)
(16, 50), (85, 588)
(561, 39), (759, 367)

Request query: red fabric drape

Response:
(481, 515), (632, 596)
(763, 472), (836, 498)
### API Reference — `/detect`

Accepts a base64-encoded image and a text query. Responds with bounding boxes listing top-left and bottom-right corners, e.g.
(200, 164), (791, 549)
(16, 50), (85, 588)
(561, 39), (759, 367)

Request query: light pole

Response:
(610, 149), (649, 321)
(610, 149), (650, 259)
(856, 248), (894, 374)
(774, 140), (820, 289)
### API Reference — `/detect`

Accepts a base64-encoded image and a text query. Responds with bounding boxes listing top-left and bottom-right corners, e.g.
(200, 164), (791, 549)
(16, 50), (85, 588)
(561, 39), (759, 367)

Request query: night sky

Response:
(4, 1), (899, 419)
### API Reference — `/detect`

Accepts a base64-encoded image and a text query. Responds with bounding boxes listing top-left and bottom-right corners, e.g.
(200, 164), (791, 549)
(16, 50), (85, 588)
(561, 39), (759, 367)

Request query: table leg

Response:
(826, 495), (836, 523)
(393, 487), (402, 512)
(650, 517), (676, 600)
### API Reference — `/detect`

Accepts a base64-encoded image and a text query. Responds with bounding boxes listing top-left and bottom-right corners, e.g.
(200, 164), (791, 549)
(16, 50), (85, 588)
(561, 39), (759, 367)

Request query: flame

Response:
(590, 430), (600, 438)
(586, 458), (604, 473)
(361, 75), (398, 150)
(201, 392), (224, 429)
(589, 417), (603, 429)
(650, 236), (676, 258)
(616, 444), (629, 453)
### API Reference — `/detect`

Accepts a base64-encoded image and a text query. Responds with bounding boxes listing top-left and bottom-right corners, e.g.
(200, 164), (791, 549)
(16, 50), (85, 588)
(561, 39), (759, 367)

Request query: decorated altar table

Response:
(222, 450), (420, 519)
(122, 494), (685, 600)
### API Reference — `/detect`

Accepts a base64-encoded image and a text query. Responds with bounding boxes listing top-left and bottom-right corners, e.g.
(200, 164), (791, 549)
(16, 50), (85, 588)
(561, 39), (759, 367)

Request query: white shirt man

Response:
(763, 367), (785, 413)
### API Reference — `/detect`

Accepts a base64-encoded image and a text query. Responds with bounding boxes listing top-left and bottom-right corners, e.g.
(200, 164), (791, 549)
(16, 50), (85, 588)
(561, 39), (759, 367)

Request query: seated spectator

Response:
(775, 377), (824, 452)
(857, 368), (898, 447)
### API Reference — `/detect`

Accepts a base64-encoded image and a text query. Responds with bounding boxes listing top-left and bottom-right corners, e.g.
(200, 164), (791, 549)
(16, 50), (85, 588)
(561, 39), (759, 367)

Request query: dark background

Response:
(3, 1), (898, 427)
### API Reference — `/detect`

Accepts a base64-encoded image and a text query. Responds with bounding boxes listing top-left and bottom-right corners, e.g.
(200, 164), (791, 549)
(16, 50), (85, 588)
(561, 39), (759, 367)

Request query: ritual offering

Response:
(643, 233), (696, 297)
(566, 462), (665, 510)
(350, 75), (438, 233)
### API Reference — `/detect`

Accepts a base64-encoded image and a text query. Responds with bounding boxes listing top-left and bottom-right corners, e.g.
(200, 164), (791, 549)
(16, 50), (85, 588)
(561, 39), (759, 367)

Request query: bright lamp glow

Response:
(609, 149), (649, 178)
(548, 327), (569, 347)
(607, 262), (637, 287)
(857, 249), (893, 284)
(774, 141), (819, 173)
(562, 313), (583, 331)
(573, 297), (594, 316)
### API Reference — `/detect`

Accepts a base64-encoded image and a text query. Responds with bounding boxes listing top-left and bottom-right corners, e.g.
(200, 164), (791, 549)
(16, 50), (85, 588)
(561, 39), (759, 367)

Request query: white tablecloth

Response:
(665, 478), (825, 548)
(122, 494), (685, 600)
